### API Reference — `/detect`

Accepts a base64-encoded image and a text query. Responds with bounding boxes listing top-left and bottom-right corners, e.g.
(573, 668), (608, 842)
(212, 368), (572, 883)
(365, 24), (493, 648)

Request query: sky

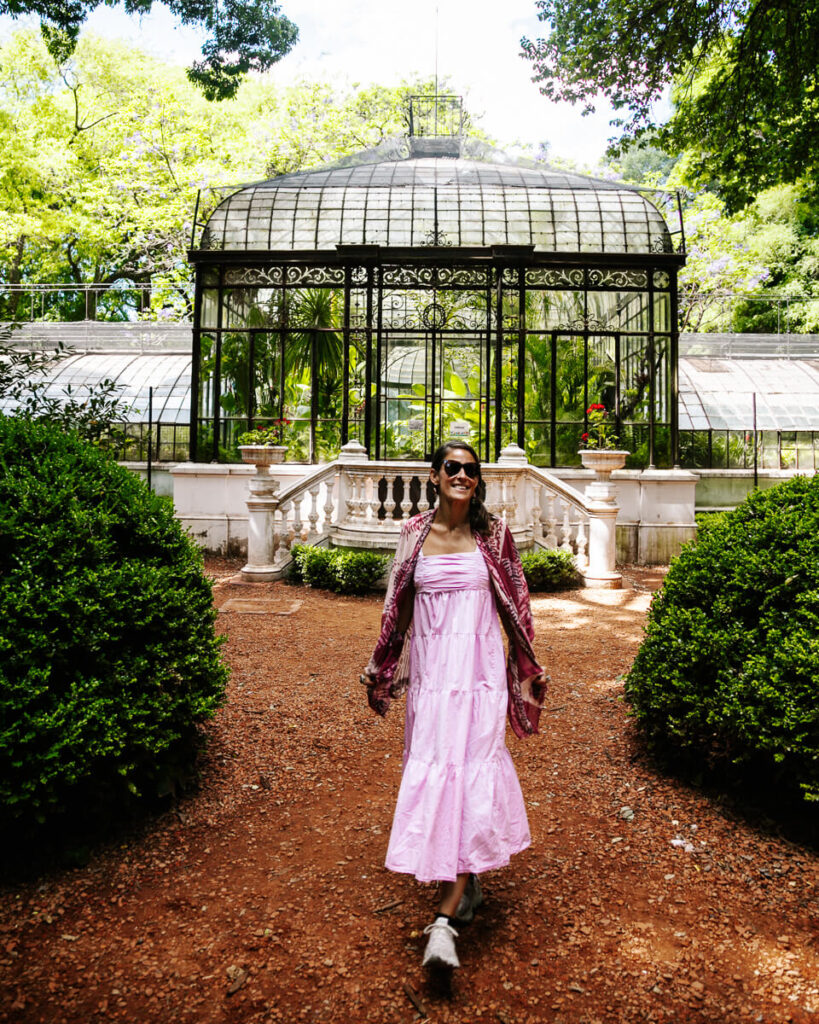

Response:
(1, 0), (622, 167)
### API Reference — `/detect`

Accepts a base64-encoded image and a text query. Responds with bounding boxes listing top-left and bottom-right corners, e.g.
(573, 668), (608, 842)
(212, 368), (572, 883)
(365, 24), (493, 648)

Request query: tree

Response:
(0, 0), (298, 100)
(0, 30), (452, 320)
(521, 1), (819, 212)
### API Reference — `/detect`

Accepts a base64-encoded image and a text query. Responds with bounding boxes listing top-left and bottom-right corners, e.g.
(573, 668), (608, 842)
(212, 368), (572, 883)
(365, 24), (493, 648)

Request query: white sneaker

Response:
(422, 916), (460, 968)
(455, 874), (483, 923)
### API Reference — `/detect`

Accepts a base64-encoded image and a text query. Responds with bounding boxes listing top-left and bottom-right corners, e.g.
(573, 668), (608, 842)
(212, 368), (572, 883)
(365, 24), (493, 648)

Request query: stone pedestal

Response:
(240, 450), (283, 582)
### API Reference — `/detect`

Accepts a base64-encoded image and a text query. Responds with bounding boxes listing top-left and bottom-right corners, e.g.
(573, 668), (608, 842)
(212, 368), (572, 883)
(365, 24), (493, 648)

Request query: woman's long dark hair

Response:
(430, 441), (493, 537)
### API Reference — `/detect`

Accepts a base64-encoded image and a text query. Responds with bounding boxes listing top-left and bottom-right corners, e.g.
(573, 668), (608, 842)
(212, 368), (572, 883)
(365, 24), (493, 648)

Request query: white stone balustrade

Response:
(238, 441), (622, 587)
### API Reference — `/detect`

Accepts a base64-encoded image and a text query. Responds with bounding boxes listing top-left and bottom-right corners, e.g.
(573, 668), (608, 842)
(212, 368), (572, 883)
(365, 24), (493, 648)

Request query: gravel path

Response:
(1, 561), (817, 1024)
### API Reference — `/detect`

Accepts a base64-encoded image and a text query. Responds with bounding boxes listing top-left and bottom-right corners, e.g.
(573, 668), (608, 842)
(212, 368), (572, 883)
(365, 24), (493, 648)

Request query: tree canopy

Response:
(0, 0), (298, 100)
(0, 29), (452, 319)
(521, 0), (819, 212)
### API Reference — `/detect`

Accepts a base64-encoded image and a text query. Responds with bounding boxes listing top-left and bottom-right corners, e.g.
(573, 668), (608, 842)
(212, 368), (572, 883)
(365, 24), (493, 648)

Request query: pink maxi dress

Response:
(384, 548), (531, 882)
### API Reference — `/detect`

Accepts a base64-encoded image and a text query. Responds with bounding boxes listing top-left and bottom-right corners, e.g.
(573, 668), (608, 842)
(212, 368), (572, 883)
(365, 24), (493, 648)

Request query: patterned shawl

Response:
(361, 509), (548, 738)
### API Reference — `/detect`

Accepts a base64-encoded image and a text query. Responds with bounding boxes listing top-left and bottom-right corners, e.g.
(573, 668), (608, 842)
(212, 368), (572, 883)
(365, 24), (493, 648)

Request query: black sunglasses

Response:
(442, 458), (480, 479)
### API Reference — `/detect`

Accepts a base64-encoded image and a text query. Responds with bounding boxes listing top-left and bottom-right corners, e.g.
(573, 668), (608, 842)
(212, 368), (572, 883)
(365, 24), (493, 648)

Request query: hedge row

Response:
(625, 475), (819, 803)
(0, 417), (228, 826)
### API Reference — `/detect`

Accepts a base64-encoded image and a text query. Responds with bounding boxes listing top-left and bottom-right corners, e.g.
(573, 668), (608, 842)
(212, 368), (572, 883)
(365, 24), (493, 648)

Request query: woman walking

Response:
(362, 441), (547, 970)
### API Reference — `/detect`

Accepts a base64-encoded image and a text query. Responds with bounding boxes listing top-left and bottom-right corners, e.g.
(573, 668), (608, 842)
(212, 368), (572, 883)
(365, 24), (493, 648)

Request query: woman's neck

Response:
(434, 493), (470, 532)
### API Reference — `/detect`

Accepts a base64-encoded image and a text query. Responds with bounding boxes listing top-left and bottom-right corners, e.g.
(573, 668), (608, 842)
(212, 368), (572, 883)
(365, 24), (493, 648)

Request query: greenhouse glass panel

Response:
(189, 120), (683, 465)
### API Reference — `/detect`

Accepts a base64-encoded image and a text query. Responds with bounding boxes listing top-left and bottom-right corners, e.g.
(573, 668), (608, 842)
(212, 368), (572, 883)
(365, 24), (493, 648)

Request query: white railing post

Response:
(585, 501), (620, 586)
(241, 462), (281, 582)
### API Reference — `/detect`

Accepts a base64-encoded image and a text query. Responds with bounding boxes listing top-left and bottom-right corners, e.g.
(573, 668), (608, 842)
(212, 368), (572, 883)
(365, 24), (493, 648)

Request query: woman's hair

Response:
(430, 441), (493, 536)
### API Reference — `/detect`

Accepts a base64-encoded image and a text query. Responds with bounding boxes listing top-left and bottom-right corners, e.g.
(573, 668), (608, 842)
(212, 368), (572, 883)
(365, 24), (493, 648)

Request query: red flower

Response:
(587, 403), (606, 413)
(581, 432), (589, 441)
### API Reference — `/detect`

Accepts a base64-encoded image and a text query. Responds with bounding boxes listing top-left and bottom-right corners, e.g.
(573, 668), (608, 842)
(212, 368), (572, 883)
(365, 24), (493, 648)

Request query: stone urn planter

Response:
(238, 444), (288, 469)
(579, 449), (629, 503)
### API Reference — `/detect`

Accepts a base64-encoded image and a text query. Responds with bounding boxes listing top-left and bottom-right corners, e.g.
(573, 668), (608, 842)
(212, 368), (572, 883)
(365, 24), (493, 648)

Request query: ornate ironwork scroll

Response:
(436, 266), (491, 289)
(653, 270), (671, 290)
(224, 266), (286, 287)
(421, 302), (448, 329)
(523, 268), (585, 289)
(381, 266), (435, 288)
(284, 265), (346, 287)
(650, 235), (674, 254)
(587, 268), (648, 289)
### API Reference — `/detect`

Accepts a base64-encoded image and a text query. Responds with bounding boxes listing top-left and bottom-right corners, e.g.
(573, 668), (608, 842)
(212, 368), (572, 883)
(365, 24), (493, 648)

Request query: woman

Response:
(362, 441), (547, 970)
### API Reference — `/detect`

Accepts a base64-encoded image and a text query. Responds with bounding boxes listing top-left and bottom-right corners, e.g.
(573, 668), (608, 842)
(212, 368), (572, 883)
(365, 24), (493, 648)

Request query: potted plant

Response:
(578, 404), (629, 477)
(237, 419), (290, 466)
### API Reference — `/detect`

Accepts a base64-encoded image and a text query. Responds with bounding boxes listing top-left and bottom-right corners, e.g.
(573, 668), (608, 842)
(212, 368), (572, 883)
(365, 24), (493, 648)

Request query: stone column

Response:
(241, 464), (281, 582)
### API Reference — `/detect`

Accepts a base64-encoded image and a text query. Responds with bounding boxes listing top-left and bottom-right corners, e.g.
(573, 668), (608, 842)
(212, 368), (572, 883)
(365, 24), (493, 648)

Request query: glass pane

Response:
(219, 332), (251, 420)
(252, 332), (283, 420)
(348, 330), (367, 448)
(201, 289), (219, 328)
(439, 334), (485, 459)
(654, 292), (671, 332)
(381, 332), (427, 459)
(620, 334), (651, 424)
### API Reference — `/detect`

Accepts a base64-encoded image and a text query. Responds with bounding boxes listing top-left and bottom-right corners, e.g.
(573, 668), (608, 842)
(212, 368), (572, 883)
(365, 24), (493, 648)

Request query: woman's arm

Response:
(395, 580), (415, 636)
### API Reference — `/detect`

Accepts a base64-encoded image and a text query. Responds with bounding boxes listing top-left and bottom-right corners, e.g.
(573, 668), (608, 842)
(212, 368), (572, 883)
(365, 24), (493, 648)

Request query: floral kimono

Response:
(362, 510), (548, 738)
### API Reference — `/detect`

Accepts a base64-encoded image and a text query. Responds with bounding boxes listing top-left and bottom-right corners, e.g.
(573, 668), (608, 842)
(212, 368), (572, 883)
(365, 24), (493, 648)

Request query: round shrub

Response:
(0, 417), (228, 826)
(625, 475), (819, 802)
(519, 548), (581, 591)
(292, 544), (389, 595)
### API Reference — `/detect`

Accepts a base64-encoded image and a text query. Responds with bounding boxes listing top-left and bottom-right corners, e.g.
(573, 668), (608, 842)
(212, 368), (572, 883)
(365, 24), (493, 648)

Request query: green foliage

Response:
(1, 0), (298, 102)
(0, 30), (458, 319)
(291, 544), (389, 595)
(625, 475), (819, 802)
(0, 417), (228, 826)
(332, 550), (391, 595)
(522, 1), (819, 212)
(519, 548), (581, 591)
(294, 546), (338, 591)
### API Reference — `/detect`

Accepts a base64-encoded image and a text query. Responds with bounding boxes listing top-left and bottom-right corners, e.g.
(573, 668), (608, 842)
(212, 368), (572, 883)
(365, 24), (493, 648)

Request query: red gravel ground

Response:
(1, 559), (818, 1024)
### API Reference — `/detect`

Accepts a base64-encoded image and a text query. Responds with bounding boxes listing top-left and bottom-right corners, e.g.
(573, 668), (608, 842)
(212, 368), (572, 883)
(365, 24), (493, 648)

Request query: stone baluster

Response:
(544, 493), (558, 549)
(344, 470), (356, 522)
(323, 480), (337, 532)
(384, 471), (398, 527)
(418, 476), (431, 514)
(351, 473), (364, 520)
(276, 500), (293, 567)
(559, 502), (573, 552)
(530, 483), (543, 542)
(506, 475), (519, 526)
(291, 494), (303, 544)
(575, 517), (589, 570)
(367, 473), (381, 523)
(307, 484), (321, 541)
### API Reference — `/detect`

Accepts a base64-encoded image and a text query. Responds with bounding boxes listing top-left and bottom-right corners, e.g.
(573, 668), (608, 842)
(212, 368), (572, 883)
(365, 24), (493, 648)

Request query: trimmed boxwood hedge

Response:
(289, 544), (389, 594)
(519, 548), (581, 591)
(625, 475), (819, 802)
(0, 417), (228, 826)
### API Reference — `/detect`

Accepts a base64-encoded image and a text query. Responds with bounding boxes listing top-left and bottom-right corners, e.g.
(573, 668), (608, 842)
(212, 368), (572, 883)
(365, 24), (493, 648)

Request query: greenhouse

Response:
(188, 99), (684, 468)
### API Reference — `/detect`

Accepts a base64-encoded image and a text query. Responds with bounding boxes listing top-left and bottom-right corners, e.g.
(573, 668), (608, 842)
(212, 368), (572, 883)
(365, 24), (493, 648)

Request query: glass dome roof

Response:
(199, 138), (672, 255)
